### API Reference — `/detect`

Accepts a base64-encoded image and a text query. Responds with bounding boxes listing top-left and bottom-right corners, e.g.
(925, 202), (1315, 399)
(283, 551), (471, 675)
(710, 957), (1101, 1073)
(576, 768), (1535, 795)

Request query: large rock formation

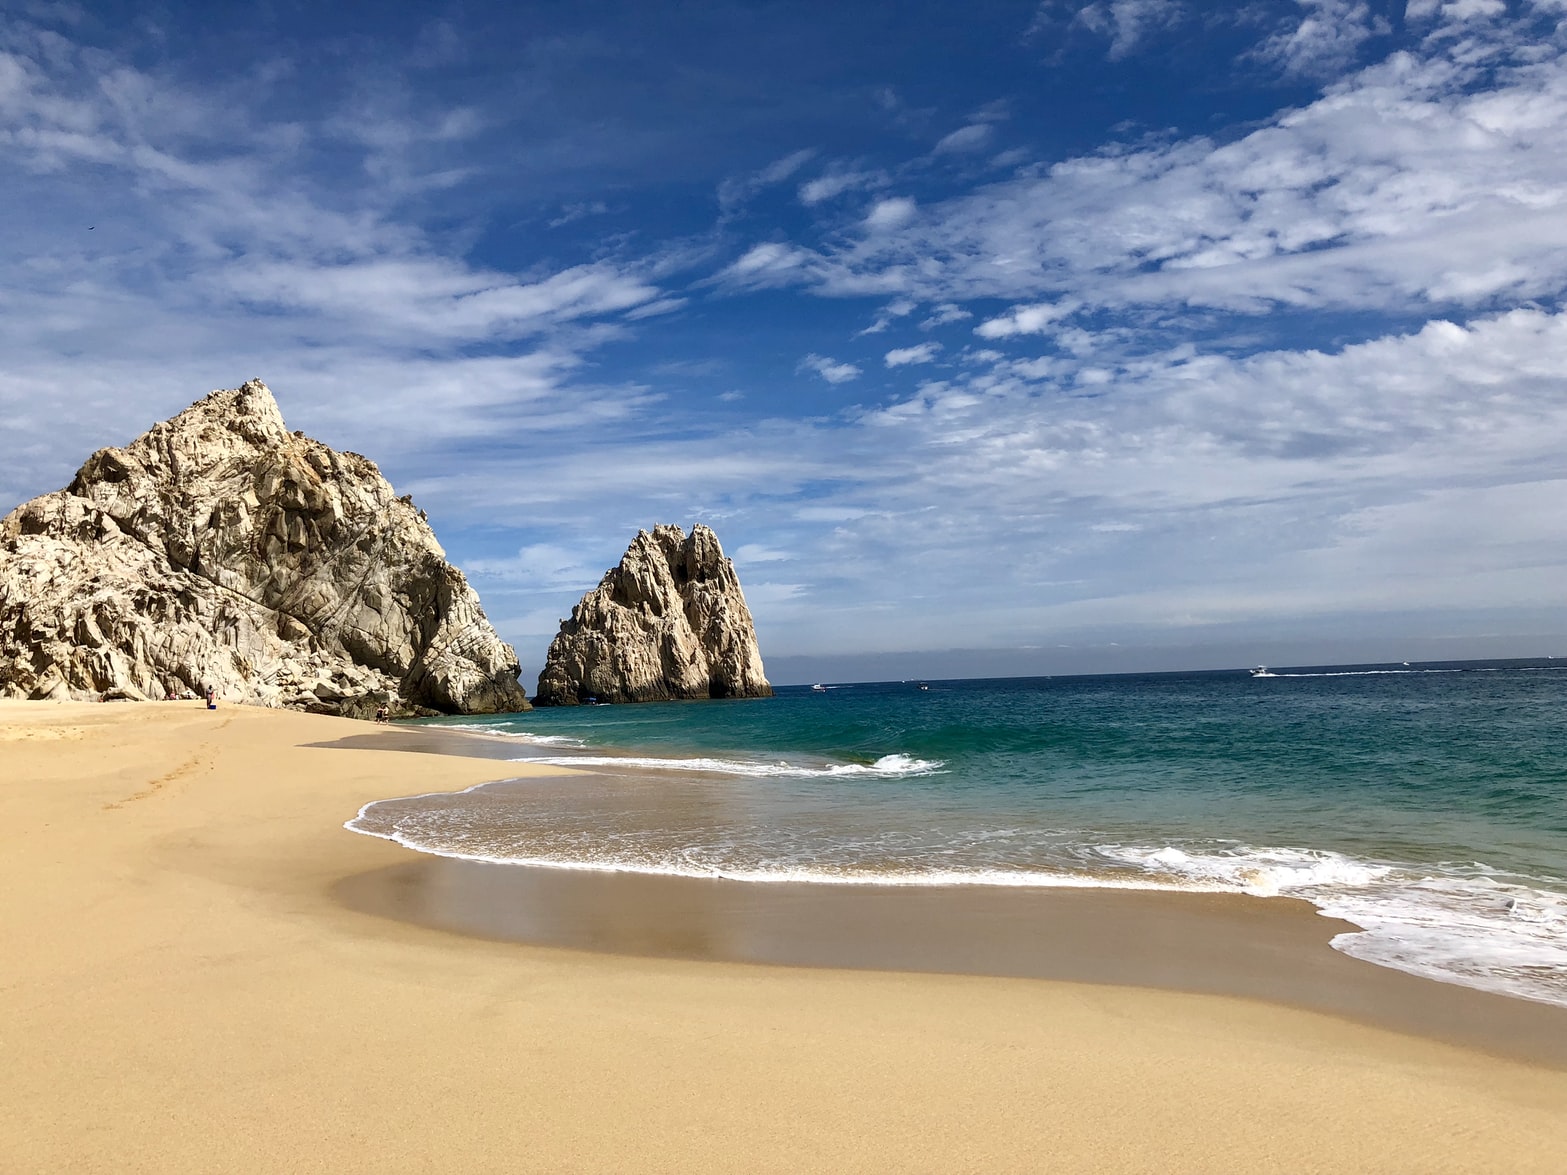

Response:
(0, 380), (530, 717)
(535, 524), (772, 706)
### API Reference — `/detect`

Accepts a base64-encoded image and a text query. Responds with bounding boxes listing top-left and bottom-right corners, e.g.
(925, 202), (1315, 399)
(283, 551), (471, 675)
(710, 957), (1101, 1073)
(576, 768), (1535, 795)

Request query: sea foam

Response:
(1095, 842), (1567, 1007)
(512, 752), (945, 778)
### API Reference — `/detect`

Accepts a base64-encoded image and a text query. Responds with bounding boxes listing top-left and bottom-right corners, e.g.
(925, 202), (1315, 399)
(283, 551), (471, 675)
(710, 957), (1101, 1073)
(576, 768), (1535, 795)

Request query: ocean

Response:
(348, 659), (1567, 1008)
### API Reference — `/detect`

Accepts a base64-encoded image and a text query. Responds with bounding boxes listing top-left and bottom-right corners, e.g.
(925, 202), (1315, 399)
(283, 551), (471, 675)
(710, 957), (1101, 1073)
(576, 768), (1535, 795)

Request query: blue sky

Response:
(4, 0), (1567, 684)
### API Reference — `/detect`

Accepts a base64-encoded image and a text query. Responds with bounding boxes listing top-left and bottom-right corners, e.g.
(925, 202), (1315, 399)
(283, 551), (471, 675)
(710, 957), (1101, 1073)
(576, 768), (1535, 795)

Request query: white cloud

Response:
(864, 196), (917, 231)
(624, 297), (688, 320)
(220, 258), (660, 343)
(975, 301), (1080, 338)
(467, 542), (606, 589)
(798, 353), (862, 384)
(934, 124), (994, 153)
(774, 20), (1567, 324)
(1406, 0), (1506, 20)
(920, 303), (973, 329)
(885, 342), (942, 367)
(718, 147), (817, 211)
(548, 200), (609, 228)
(722, 241), (813, 285)
(857, 297), (917, 335)
(799, 168), (884, 205)
(0, 26), (676, 510)
(1253, 1), (1384, 78)
(1067, 0), (1188, 60)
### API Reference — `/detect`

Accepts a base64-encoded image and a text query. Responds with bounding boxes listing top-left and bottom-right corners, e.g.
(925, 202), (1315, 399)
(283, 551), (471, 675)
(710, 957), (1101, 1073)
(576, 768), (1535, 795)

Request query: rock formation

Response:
(0, 380), (530, 717)
(535, 524), (772, 705)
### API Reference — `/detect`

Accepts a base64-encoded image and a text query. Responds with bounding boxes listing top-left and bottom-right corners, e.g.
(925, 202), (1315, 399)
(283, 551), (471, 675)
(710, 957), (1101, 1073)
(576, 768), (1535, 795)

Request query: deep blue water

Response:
(350, 660), (1567, 1006)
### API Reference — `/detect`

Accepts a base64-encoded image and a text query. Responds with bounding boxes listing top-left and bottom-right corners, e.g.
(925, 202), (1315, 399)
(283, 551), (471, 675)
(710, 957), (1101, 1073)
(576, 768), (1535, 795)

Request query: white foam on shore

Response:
(1096, 844), (1393, 894)
(511, 752), (946, 778)
(436, 725), (587, 747)
(346, 810), (1212, 892)
(346, 796), (1567, 1009)
(1096, 843), (1567, 1007)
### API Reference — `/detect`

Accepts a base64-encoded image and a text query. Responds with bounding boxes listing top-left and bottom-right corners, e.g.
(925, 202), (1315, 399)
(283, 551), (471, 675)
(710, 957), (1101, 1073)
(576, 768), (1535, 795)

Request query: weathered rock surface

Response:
(0, 380), (530, 717)
(535, 524), (772, 706)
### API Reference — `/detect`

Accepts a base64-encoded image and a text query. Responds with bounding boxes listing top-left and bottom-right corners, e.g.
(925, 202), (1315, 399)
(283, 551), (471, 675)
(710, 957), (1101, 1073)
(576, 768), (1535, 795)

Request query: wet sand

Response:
(336, 855), (1567, 1068)
(5, 700), (1567, 1173)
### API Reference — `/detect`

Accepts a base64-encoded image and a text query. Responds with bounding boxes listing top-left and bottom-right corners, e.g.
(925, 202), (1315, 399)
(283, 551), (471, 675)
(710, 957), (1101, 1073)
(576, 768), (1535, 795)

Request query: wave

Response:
(1096, 843), (1567, 1007)
(344, 798), (1567, 1008)
(1096, 844), (1393, 893)
(1257, 669), (1461, 678)
(346, 810), (1215, 892)
(435, 724), (587, 747)
(1256, 665), (1566, 679)
(510, 751), (946, 778)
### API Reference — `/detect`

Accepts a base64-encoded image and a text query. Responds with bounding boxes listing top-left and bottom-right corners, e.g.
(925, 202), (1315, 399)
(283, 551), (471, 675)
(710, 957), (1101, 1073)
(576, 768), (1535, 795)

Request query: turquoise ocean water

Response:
(349, 659), (1567, 1007)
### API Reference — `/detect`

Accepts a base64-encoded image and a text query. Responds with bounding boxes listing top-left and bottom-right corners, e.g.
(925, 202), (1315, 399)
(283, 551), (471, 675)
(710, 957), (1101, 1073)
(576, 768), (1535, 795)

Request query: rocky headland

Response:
(0, 380), (530, 717)
(535, 524), (772, 705)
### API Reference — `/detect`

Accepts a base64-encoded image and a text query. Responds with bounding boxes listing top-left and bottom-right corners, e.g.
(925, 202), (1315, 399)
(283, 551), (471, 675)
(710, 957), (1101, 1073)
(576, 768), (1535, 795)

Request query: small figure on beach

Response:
(205, 685), (216, 710)
(374, 703), (389, 724)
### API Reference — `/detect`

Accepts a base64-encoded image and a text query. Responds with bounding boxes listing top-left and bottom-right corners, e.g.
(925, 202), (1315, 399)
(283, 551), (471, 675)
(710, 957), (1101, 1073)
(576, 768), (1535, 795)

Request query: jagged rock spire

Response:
(535, 523), (772, 705)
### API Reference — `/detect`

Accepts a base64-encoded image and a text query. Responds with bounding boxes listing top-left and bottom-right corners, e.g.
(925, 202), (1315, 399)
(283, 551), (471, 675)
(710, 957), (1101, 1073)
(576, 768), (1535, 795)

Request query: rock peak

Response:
(1, 380), (530, 716)
(535, 523), (772, 705)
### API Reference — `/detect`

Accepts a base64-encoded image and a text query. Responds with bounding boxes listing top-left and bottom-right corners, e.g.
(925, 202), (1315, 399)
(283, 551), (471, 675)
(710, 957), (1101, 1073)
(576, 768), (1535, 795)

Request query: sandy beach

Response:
(3, 700), (1565, 1173)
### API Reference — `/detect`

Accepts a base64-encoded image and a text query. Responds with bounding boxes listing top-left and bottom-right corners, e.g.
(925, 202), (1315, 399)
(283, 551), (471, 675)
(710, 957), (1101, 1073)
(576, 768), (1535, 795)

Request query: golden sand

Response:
(2, 699), (1563, 1173)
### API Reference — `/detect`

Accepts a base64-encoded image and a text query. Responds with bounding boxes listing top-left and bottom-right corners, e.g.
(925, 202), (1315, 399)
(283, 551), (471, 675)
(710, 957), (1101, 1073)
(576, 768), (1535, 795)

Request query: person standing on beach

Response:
(205, 685), (216, 710)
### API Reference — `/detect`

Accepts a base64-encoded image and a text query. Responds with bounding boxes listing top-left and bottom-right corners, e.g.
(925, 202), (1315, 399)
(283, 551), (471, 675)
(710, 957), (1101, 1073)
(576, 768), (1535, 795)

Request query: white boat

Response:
(1250, 666), (1277, 678)
(811, 683), (828, 692)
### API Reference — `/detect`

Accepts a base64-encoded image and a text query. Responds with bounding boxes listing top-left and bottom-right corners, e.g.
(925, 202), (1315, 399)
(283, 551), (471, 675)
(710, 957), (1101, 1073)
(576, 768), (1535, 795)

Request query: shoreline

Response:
(5, 700), (1566, 1172)
(332, 721), (1567, 1066)
(333, 853), (1567, 1069)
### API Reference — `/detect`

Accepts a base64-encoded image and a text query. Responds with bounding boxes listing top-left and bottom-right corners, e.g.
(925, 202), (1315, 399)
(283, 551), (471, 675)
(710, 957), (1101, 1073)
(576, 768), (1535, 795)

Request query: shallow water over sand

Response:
(349, 661), (1567, 1007)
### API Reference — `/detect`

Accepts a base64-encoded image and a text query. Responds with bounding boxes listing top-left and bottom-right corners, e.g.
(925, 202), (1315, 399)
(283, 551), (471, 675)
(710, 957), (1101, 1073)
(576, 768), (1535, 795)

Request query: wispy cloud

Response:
(1036, 0), (1189, 60)
(1250, 0), (1386, 78)
(0, 20), (681, 508)
(921, 303), (973, 329)
(975, 301), (1081, 339)
(799, 167), (885, 205)
(858, 297), (917, 335)
(864, 196), (917, 231)
(798, 354), (862, 384)
(885, 342), (942, 367)
(548, 200), (610, 228)
(747, 15), (1567, 329)
(718, 148), (817, 213)
(933, 124), (994, 154)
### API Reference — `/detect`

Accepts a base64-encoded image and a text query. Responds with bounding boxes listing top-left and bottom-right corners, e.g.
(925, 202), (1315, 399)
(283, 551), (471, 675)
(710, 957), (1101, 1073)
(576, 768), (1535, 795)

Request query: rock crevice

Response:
(535, 524), (771, 705)
(0, 380), (530, 717)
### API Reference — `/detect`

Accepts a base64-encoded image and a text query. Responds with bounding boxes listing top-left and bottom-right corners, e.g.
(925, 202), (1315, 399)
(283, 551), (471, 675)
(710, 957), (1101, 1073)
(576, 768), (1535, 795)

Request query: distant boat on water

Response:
(811, 683), (828, 692)
(1250, 666), (1277, 678)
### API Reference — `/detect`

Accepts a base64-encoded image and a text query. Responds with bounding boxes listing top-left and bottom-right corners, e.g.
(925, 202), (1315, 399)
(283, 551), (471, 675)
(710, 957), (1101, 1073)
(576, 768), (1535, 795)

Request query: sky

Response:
(3, 0), (1567, 685)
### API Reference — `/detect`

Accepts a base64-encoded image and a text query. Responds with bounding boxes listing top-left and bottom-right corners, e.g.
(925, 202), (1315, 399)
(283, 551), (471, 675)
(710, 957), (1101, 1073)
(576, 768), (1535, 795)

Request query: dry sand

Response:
(2, 700), (1564, 1173)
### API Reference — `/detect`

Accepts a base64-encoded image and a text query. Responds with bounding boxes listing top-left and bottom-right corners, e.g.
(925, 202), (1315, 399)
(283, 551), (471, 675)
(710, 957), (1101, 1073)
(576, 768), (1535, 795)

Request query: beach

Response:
(3, 700), (1565, 1173)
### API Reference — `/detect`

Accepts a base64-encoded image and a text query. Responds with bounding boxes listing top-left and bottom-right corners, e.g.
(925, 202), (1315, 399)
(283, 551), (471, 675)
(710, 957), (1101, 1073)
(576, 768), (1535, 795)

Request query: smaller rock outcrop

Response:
(535, 524), (772, 706)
